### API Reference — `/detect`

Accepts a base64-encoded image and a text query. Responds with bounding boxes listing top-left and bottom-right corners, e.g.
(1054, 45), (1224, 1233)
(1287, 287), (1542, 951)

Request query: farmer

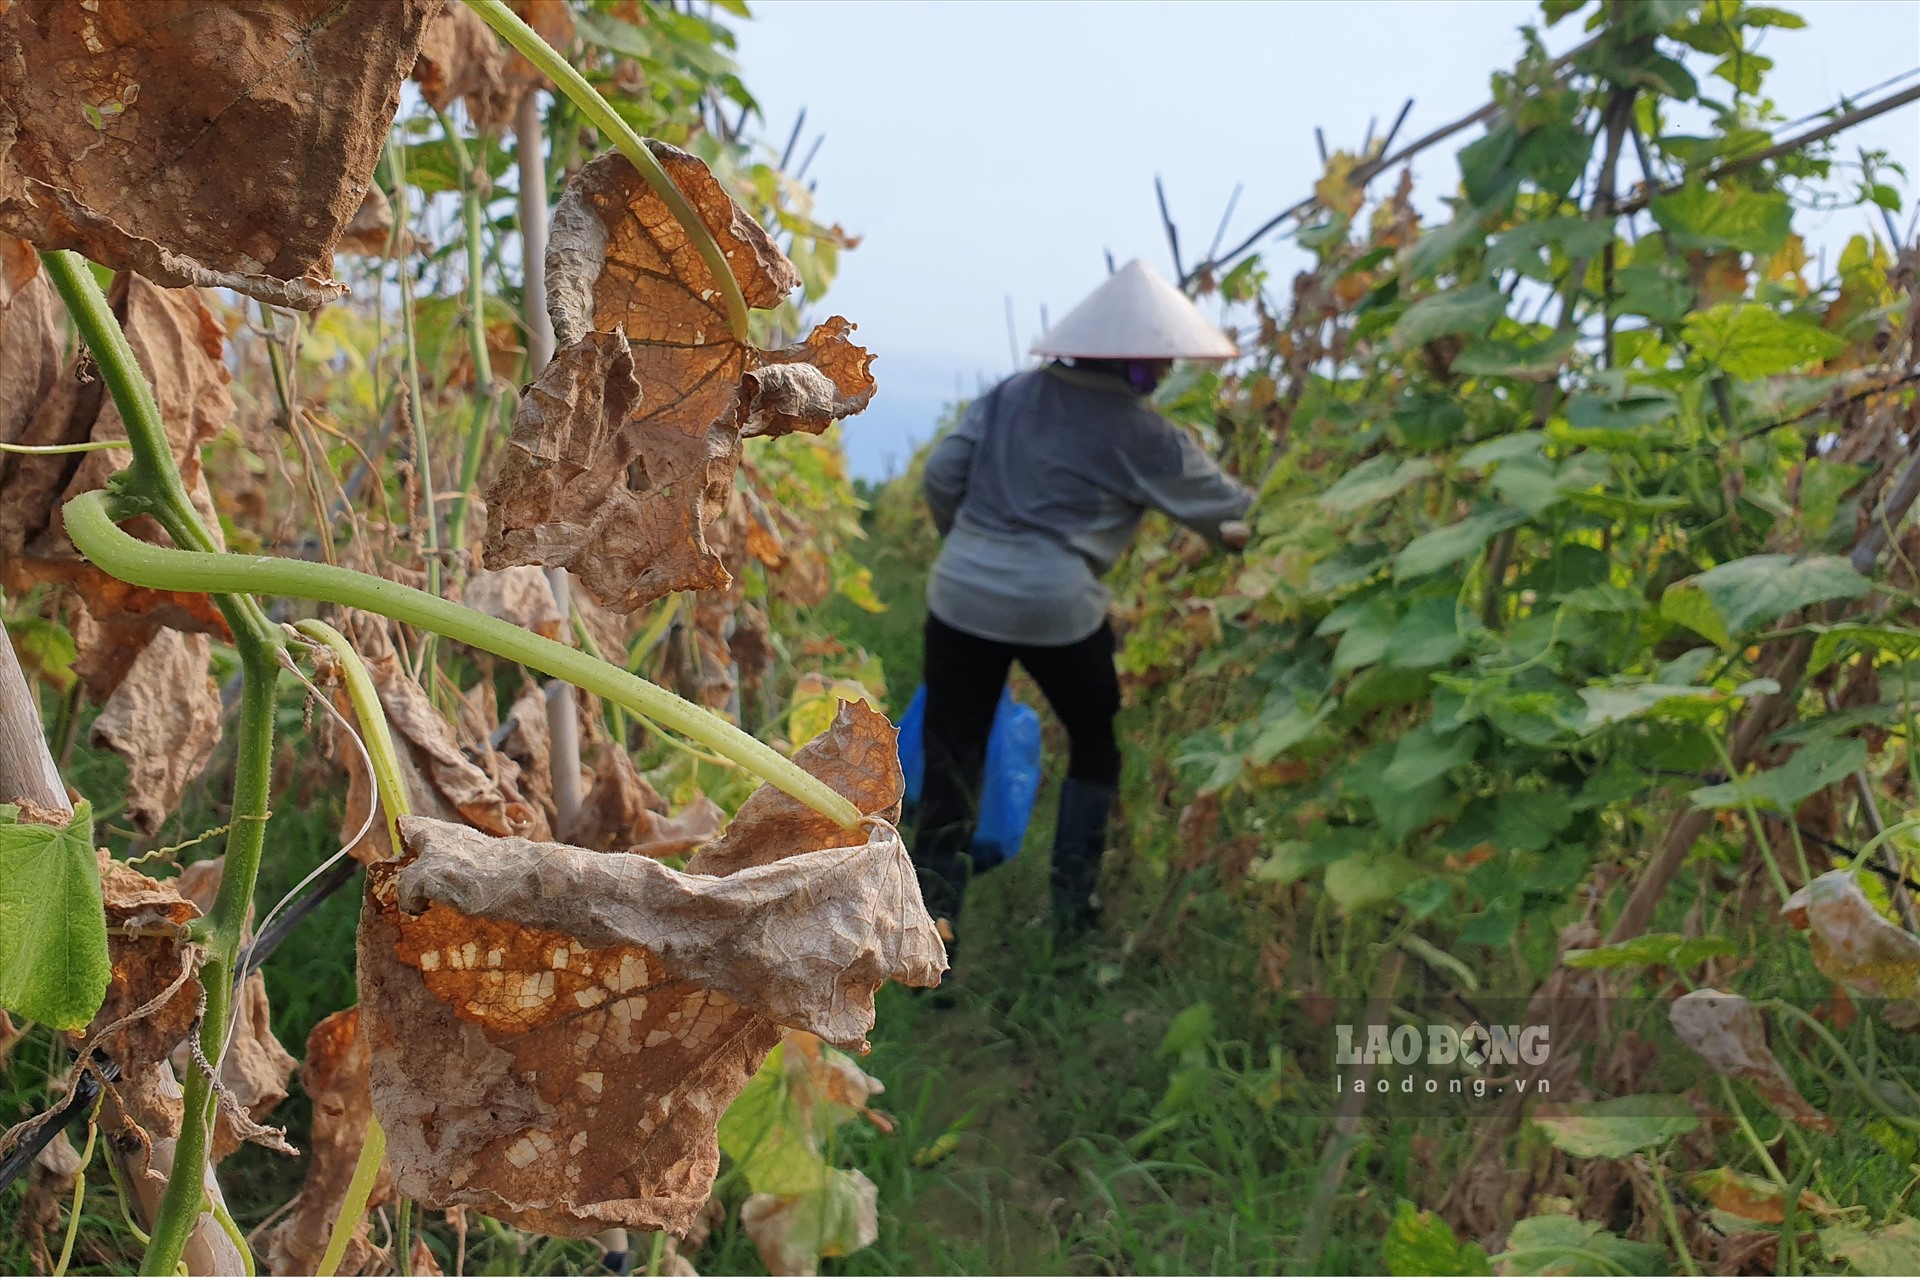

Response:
(914, 258), (1252, 943)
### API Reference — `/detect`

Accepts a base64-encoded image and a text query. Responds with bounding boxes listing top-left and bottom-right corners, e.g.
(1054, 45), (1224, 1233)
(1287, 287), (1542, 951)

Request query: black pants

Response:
(911, 612), (1122, 923)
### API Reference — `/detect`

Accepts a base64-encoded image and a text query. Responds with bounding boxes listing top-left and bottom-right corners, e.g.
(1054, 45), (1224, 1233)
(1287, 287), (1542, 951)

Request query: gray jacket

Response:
(922, 363), (1252, 646)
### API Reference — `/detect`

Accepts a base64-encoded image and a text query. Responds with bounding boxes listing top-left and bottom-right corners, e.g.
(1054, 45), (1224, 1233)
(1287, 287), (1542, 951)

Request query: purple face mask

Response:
(1122, 359), (1170, 394)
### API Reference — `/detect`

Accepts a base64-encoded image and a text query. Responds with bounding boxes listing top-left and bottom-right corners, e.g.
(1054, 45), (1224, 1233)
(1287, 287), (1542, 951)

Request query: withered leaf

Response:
(498, 686), (559, 834)
(0, 0), (439, 308)
(1690, 1166), (1840, 1227)
(461, 565), (566, 641)
(0, 237), (58, 449)
(740, 1171), (879, 1277)
(359, 804), (941, 1237)
(689, 701), (901, 878)
(327, 613), (537, 862)
(412, 4), (509, 123)
(483, 146), (875, 612)
(2, 276), (234, 700)
(86, 851), (199, 1072)
(1783, 870), (1920, 999)
(263, 1008), (393, 1278)
(499, 0), (574, 96)
(335, 184), (416, 259)
(566, 741), (667, 852)
(91, 629), (222, 836)
(1669, 988), (1830, 1131)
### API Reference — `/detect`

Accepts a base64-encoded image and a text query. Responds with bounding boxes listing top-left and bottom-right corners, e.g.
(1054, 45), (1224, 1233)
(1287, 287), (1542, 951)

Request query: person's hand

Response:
(1220, 519), (1252, 550)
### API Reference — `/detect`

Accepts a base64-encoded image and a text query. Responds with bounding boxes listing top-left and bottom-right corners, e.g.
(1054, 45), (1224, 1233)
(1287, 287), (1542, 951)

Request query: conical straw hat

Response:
(1030, 259), (1238, 360)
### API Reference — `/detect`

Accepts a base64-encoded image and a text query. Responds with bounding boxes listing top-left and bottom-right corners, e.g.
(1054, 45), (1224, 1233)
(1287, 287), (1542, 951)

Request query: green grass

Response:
(16, 495), (1920, 1277)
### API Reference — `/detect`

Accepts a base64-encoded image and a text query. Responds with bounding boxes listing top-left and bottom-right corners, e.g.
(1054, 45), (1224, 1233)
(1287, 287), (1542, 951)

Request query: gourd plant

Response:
(0, 2), (930, 1274)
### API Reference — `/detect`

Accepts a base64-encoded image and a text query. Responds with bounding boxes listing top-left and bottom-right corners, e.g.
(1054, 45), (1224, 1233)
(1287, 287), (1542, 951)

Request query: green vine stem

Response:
(65, 492), (861, 828)
(293, 620), (409, 849)
(461, 0), (752, 343)
(39, 250), (286, 1278)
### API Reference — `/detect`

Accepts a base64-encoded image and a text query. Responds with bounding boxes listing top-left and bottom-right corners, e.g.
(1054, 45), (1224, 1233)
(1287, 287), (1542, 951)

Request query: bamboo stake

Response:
(515, 88), (582, 835)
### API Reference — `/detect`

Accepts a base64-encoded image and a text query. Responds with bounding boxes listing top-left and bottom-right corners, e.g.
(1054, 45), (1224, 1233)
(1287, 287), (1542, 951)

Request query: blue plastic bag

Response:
(898, 683), (1042, 870)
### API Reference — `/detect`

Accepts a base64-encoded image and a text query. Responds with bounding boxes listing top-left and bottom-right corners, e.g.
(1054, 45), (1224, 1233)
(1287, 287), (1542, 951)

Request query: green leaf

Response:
(1486, 216), (1618, 280)
(1405, 208), (1491, 280)
(1321, 456), (1437, 515)
(1456, 894), (1521, 948)
(719, 1042), (833, 1195)
(1531, 1095), (1699, 1157)
(1451, 329), (1579, 381)
(1308, 543), (1392, 595)
(1384, 597), (1467, 669)
(1650, 183), (1792, 255)
(1807, 622), (1920, 678)
(1712, 50), (1773, 94)
(1329, 597), (1400, 677)
(1690, 737), (1868, 814)
(1384, 1200), (1490, 1276)
(1682, 303), (1848, 379)
(1382, 723), (1482, 791)
(1577, 682), (1718, 728)
(1564, 388), (1679, 430)
(1563, 933), (1739, 971)
(1395, 507), (1527, 581)
(1665, 554), (1870, 646)
(1496, 1214), (1667, 1276)
(1249, 702), (1331, 764)
(0, 801), (109, 1031)
(1799, 458), (1871, 539)
(1391, 284), (1508, 350)
(1325, 851), (1423, 912)
(1611, 261), (1693, 323)
(1458, 432), (1545, 470)
(1159, 1001), (1215, 1059)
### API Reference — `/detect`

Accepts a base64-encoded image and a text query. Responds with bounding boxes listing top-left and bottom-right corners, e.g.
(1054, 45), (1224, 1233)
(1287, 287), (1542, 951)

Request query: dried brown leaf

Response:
(359, 801), (941, 1236)
(335, 184), (415, 259)
(347, 612), (538, 849)
(3, 277), (230, 561)
(263, 1008), (392, 1278)
(498, 686), (558, 833)
(90, 629), (222, 835)
(87, 850), (201, 1071)
(689, 702), (901, 878)
(1669, 988), (1831, 1131)
(2, 276), (235, 704)
(0, 0), (439, 308)
(462, 565), (566, 641)
(1689, 1166), (1839, 1226)
(0, 237), (58, 449)
(566, 741), (666, 851)
(630, 795), (727, 862)
(482, 147), (874, 612)
(1783, 870), (1920, 999)
(412, 3), (510, 125)
(501, 0), (574, 93)
(16, 1132), (82, 1274)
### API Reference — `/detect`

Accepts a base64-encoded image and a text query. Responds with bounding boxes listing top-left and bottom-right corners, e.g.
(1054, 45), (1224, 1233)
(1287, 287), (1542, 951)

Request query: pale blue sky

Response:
(733, 1), (1920, 479)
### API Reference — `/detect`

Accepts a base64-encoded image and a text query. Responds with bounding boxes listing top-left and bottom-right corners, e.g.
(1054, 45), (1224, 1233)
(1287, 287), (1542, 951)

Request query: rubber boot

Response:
(1051, 778), (1115, 931)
